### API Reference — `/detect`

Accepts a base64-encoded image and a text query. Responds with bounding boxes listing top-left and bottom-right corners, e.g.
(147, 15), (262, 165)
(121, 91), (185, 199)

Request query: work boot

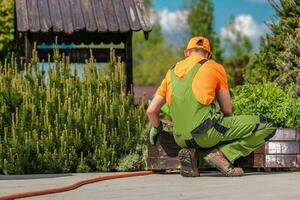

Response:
(178, 148), (200, 177)
(204, 148), (244, 177)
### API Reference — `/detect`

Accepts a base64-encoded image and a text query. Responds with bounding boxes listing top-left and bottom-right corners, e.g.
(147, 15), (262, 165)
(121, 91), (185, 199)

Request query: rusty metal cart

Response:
(147, 121), (300, 172)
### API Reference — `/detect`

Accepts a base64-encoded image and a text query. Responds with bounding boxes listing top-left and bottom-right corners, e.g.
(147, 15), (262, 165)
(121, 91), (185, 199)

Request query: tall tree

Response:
(188, 0), (214, 38)
(222, 16), (253, 86)
(246, 0), (300, 89)
(275, 26), (300, 95)
(132, 0), (179, 86)
(187, 0), (222, 62)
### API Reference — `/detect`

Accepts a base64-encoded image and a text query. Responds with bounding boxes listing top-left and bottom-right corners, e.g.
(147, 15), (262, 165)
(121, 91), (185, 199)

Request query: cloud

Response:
(152, 9), (189, 33)
(150, 10), (269, 51)
(220, 14), (268, 42)
(149, 8), (190, 46)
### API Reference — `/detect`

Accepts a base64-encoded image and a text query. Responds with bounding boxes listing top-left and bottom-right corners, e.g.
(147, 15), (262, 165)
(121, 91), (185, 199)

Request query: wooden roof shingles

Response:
(15, 0), (152, 34)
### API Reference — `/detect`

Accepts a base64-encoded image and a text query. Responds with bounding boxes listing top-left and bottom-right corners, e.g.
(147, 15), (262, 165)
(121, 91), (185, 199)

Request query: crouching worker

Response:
(146, 36), (277, 177)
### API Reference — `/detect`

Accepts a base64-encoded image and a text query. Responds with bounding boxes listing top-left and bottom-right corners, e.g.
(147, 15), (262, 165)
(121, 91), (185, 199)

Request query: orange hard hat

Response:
(185, 36), (211, 54)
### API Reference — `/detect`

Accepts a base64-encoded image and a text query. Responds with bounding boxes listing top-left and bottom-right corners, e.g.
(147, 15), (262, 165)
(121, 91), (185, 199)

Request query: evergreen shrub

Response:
(0, 47), (147, 174)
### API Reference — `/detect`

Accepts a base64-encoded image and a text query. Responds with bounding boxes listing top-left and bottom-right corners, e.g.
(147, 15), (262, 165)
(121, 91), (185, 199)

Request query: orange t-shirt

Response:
(156, 54), (228, 107)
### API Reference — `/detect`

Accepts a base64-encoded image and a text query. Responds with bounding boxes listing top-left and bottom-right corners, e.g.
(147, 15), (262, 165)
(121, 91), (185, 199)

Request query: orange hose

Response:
(0, 171), (153, 200)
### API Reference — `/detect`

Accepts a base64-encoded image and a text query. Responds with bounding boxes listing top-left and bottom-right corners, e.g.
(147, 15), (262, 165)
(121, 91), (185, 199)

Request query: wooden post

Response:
(125, 32), (133, 94)
(25, 32), (32, 63)
(13, 3), (17, 47)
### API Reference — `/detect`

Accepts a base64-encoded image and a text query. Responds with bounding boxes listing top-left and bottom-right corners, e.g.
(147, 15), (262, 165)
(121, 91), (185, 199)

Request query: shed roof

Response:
(15, 0), (152, 34)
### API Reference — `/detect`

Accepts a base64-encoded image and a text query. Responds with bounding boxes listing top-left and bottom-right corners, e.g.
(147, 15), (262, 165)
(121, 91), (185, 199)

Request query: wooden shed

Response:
(14, 0), (152, 92)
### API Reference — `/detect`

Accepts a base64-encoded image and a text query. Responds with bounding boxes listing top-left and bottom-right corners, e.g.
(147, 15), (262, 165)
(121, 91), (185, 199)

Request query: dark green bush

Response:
(0, 48), (147, 174)
(232, 81), (300, 128)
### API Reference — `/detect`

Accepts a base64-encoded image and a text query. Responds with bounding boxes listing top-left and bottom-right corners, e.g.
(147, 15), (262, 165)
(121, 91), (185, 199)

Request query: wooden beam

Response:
(38, 0), (52, 32)
(101, 0), (119, 32)
(69, 0), (85, 31)
(14, 2), (17, 46)
(30, 32), (127, 45)
(125, 33), (133, 94)
(144, 31), (149, 40)
(15, 0), (29, 32)
(37, 48), (126, 63)
(80, 0), (97, 32)
(58, 0), (74, 34)
(123, 0), (142, 31)
(113, 0), (130, 32)
(91, 0), (108, 32)
(25, 32), (32, 63)
(27, 0), (40, 32)
(48, 0), (63, 32)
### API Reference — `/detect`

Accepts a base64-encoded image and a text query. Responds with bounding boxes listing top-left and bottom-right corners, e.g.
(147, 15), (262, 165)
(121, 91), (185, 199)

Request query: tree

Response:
(246, 0), (300, 88)
(275, 28), (300, 95)
(0, 0), (14, 61)
(187, 0), (222, 62)
(132, 0), (179, 86)
(188, 0), (213, 38)
(133, 24), (179, 86)
(222, 16), (253, 86)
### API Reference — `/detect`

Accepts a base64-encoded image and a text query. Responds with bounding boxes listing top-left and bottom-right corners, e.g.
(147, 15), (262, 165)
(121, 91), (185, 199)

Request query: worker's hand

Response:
(149, 121), (163, 145)
(160, 104), (170, 116)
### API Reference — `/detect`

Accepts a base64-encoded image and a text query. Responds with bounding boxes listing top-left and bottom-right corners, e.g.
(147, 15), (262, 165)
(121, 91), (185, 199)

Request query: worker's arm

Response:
(146, 94), (166, 127)
(148, 69), (170, 127)
(216, 90), (232, 116)
(211, 62), (231, 116)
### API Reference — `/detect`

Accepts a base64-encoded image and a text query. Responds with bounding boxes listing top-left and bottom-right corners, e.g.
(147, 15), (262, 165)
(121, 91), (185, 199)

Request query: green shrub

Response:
(116, 153), (144, 172)
(232, 81), (300, 128)
(116, 132), (148, 172)
(0, 47), (147, 174)
(0, 0), (15, 61)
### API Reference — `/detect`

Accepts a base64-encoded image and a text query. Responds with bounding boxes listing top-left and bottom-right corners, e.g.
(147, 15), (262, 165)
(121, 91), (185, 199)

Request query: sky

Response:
(152, 0), (277, 50)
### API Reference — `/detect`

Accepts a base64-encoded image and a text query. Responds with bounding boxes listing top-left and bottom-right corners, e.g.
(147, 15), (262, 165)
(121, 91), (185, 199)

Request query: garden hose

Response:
(0, 171), (153, 200)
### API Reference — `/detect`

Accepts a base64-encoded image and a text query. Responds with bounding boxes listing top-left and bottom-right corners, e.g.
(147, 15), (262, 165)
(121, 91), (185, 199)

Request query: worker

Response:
(146, 36), (277, 177)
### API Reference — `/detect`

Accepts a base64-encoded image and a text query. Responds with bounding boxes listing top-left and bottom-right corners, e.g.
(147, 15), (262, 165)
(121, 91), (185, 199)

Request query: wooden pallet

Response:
(147, 128), (300, 172)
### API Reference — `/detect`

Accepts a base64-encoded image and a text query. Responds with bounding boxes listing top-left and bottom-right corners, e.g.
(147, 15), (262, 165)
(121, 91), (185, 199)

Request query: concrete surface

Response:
(1, 171), (300, 200)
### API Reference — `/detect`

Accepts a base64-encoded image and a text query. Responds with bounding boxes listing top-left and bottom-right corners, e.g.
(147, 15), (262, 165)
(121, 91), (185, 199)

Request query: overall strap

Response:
(170, 59), (208, 83)
(170, 59), (208, 70)
(199, 59), (208, 65)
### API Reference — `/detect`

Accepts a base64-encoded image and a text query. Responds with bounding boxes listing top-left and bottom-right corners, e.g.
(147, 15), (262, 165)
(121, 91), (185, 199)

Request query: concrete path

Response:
(1, 171), (300, 200)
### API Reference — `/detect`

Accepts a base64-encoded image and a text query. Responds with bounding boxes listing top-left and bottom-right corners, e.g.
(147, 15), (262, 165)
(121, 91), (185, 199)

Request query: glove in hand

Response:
(149, 121), (163, 145)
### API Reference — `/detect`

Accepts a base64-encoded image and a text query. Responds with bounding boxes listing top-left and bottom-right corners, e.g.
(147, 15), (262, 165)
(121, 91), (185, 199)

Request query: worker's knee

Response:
(257, 115), (277, 141)
(263, 127), (277, 141)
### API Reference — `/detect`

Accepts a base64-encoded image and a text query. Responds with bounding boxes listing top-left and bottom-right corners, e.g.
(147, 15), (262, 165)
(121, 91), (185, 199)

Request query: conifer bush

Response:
(245, 0), (300, 88)
(0, 46), (147, 174)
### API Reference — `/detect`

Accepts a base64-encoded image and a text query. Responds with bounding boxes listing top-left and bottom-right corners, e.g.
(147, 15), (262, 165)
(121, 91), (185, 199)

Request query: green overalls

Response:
(169, 60), (277, 164)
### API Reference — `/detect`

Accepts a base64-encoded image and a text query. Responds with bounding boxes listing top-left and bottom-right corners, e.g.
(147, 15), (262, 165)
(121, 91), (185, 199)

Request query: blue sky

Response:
(153, 0), (276, 31)
(152, 0), (277, 50)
